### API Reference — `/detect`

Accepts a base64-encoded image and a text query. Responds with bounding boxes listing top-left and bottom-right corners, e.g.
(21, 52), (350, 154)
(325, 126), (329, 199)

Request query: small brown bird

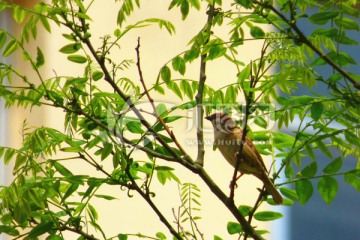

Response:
(205, 112), (283, 205)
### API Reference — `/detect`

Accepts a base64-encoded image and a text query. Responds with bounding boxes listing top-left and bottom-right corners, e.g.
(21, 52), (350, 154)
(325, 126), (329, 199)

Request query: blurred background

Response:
(0, 1), (359, 240)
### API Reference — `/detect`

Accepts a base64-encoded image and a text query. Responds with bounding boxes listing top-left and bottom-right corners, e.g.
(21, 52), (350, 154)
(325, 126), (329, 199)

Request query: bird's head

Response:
(205, 112), (237, 133)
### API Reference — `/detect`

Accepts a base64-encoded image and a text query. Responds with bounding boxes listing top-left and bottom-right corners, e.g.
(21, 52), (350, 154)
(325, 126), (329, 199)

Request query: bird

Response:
(205, 112), (283, 205)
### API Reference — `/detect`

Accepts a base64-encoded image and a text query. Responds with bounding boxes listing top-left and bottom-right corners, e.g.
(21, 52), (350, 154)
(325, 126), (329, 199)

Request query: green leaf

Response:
(273, 132), (296, 149)
(214, 235), (223, 240)
(295, 179), (313, 205)
(67, 55), (87, 64)
(238, 205), (253, 217)
(227, 222), (242, 235)
(180, 80), (193, 99)
(62, 183), (79, 202)
(92, 71), (104, 81)
(323, 157), (342, 174)
(305, 143), (316, 160)
(254, 116), (268, 129)
(0, 225), (19, 236)
(28, 222), (53, 238)
(0, 31), (7, 50)
(335, 17), (359, 30)
(154, 84), (165, 94)
(94, 194), (117, 200)
(172, 56), (186, 75)
(59, 43), (81, 54)
(157, 170), (167, 185)
(13, 6), (26, 23)
(14, 154), (27, 171)
(344, 171), (360, 191)
(312, 51), (356, 66)
(0, 147), (4, 159)
(184, 48), (199, 62)
(28, 188), (45, 208)
(308, 11), (339, 25)
(87, 204), (98, 221)
(4, 148), (16, 164)
(160, 65), (171, 83)
(40, 16), (51, 33)
(316, 140), (332, 158)
(311, 102), (323, 121)
(53, 161), (73, 177)
(156, 232), (166, 240)
(101, 143), (113, 160)
(344, 131), (360, 147)
(156, 103), (168, 117)
(298, 161), (317, 178)
(163, 115), (182, 123)
(168, 81), (183, 99)
(317, 176), (338, 204)
(3, 39), (20, 57)
(254, 211), (283, 221)
(189, 0), (201, 10)
(250, 26), (265, 39)
(36, 47), (45, 68)
(118, 234), (128, 240)
(224, 85), (237, 103)
(180, 0), (189, 20)
(204, 39), (226, 60)
(126, 121), (144, 134)
(46, 235), (63, 240)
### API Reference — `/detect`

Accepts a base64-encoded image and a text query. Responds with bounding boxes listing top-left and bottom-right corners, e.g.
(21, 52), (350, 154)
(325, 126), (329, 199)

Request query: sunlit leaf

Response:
(238, 205), (252, 217)
(254, 211), (283, 221)
(53, 161), (73, 177)
(59, 43), (81, 54)
(92, 71), (104, 81)
(227, 222), (242, 234)
(13, 6), (26, 23)
(0, 31), (6, 50)
(3, 39), (20, 57)
(67, 55), (87, 63)
(172, 56), (186, 75)
(126, 121), (144, 134)
(160, 65), (171, 84)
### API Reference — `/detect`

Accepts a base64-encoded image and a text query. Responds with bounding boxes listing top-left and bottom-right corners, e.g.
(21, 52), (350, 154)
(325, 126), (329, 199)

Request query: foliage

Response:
(0, 0), (359, 239)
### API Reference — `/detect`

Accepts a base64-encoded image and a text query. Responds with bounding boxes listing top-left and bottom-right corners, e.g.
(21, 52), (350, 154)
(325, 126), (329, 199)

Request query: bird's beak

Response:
(205, 115), (211, 121)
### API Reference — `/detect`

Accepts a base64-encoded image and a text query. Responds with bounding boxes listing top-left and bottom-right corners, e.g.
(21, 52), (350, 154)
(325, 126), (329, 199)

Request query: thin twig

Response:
(229, 62), (254, 201)
(135, 38), (191, 161)
(125, 167), (183, 239)
(256, 0), (360, 90)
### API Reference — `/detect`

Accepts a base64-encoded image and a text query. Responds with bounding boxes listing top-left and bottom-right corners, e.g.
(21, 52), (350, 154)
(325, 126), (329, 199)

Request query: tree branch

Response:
(256, 0), (360, 90)
(125, 167), (183, 239)
(135, 38), (191, 162)
(195, 3), (216, 166)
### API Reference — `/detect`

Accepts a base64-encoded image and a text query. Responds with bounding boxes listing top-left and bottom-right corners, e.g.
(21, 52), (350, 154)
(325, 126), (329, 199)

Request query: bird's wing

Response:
(245, 135), (269, 174)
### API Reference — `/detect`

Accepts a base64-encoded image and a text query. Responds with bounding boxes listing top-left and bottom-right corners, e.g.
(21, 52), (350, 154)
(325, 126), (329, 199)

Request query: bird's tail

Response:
(259, 175), (283, 205)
